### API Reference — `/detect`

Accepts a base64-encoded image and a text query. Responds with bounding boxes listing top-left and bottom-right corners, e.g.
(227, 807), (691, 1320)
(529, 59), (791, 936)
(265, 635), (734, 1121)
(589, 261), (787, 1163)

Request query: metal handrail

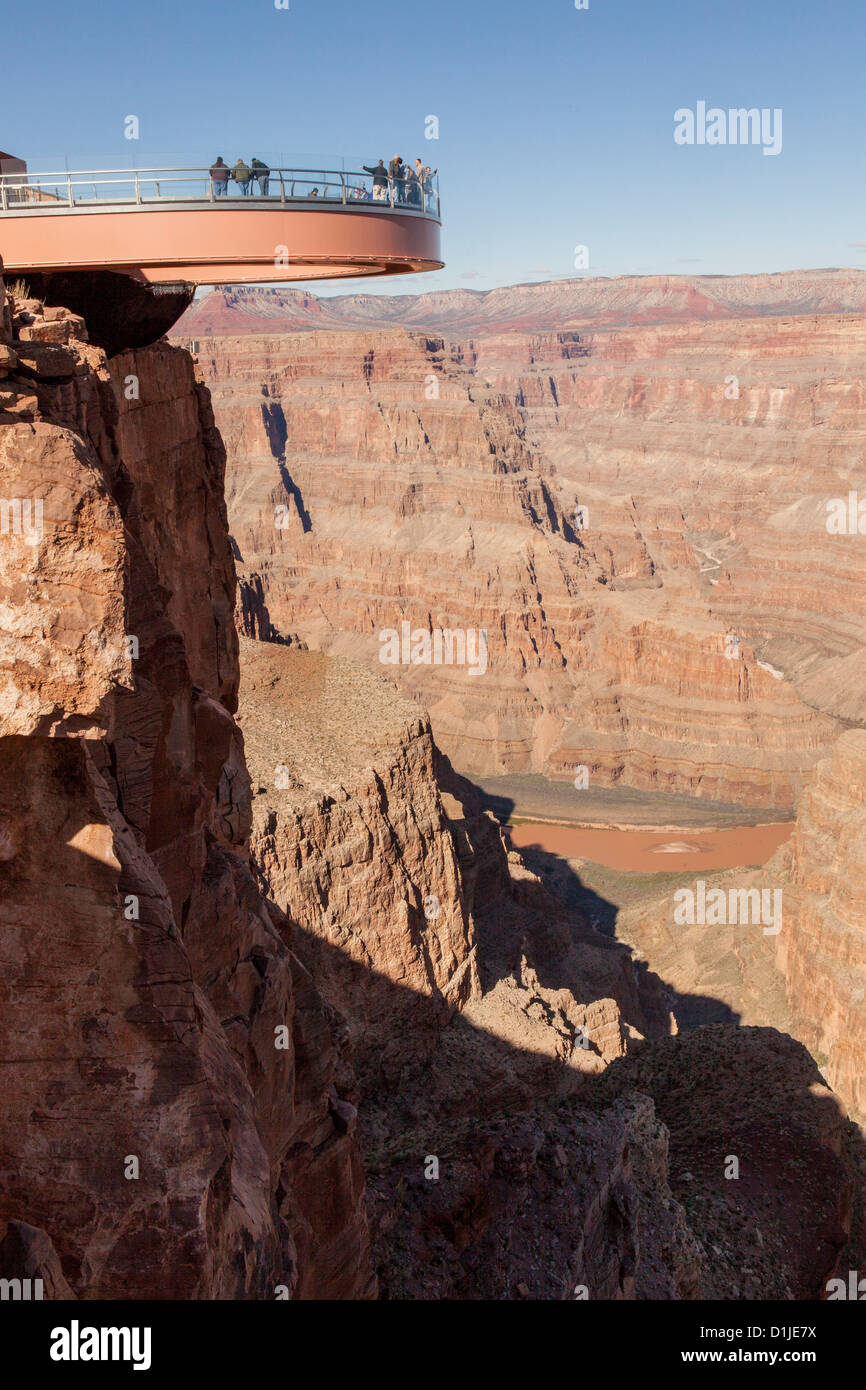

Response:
(0, 164), (441, 218)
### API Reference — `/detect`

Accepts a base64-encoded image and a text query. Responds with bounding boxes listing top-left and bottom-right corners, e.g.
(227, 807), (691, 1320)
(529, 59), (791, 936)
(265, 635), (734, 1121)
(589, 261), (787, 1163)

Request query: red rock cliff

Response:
(771, 730), (866, 1123)
(0, 270), (373, 1299)
(183, 310), (860, 808)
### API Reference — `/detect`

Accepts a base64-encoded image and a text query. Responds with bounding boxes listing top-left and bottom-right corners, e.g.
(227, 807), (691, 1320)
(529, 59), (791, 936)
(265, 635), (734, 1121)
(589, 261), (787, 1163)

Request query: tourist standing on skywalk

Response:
(209, 157), (229, 196)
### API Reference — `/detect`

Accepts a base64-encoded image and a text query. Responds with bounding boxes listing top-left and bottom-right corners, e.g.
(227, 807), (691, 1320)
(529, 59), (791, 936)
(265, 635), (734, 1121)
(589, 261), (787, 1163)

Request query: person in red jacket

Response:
(209, 156), (229, 197)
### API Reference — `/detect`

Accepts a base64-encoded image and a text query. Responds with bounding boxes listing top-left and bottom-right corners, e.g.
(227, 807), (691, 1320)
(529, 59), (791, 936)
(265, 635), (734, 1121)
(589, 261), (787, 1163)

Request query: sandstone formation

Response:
(238, 635), (480, 1090)
(0, 270), (373, 1300)
(176, 282), (866, 806)
(238, 636), (680, 1093)
(769, 730), (866, 1124)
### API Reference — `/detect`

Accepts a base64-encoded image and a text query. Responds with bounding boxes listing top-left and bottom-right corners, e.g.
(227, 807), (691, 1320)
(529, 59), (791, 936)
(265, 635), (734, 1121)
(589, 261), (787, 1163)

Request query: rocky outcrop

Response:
(238, 636), (481, 1091)
(770, 730), (866, 1123)
(238, 633), (686, 1089)
(25, 271), (194, 356)
(181, 304), (859, 807)
(594, 1027), (855, 1300)
(0, 271), (373, 1300)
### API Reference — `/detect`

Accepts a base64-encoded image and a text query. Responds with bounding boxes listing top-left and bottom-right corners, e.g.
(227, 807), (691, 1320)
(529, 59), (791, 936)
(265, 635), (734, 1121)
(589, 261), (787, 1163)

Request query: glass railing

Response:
(0, 166), (441, 217)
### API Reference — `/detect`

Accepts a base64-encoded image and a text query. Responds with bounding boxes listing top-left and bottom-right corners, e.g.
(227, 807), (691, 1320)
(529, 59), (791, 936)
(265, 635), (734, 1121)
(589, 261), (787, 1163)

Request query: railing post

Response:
(279, 173), (285, 204)
(0, 180), (6, 212)
(208, 173), (214, 203)
(67, 174), (73, 207)
(135, 171), (141, 205)
(341, 173), (346, 205)
(389, 181), (395, 208)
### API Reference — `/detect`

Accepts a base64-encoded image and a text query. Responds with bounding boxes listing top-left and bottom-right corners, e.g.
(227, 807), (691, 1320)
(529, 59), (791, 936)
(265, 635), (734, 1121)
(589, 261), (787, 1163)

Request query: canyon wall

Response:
(0, 270), (717, 1303)
(236, 633), (860, 1300)
(0, 271), (373, 1299)
(770, 730), (866, 1123)
(617, 724), (866, 1131)
(179, 302), (865, 805)
(2, 266), (862, 1301)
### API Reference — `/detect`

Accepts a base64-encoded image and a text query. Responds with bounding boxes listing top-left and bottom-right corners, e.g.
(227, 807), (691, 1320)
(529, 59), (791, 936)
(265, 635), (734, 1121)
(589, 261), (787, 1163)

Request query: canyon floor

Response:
(472, 774), (794, 828)
(507, 818), (793, 873)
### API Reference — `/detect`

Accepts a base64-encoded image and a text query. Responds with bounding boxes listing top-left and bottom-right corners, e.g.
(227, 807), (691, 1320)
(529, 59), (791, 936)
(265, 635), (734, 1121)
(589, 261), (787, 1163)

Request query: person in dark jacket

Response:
(232, 159), (251, 195)
(405, 161), (421, 207)
(360, 159), (389, 201)
(389, 155), (405, 204)
(210, 157), (230, 197)
(250, 157), (270, 196)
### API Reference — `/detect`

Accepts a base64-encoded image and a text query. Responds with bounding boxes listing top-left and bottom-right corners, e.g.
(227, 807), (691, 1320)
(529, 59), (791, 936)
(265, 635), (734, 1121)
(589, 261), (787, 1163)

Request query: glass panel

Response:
(0, 166), (441, 215)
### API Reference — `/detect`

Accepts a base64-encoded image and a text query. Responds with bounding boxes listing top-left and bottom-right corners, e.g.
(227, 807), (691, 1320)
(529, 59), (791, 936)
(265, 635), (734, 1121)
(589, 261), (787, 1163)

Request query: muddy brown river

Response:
(506, 821), (793, 872)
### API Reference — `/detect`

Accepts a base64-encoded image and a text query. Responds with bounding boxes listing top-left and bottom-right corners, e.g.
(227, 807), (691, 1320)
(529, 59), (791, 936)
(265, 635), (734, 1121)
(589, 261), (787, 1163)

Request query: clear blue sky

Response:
(5, 0), (866, 294)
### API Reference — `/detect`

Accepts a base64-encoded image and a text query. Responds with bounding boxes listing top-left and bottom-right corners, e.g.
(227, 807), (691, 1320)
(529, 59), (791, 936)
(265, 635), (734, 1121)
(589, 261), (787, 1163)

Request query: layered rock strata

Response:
(177, 270), (866, 337)
(770, 730), (866, 1124)
(182, 305), (862, 806)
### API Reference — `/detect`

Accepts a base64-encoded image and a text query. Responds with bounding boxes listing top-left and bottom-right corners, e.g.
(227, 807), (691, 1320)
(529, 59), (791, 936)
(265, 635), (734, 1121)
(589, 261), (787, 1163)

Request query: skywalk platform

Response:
(0, 164), (443, 284)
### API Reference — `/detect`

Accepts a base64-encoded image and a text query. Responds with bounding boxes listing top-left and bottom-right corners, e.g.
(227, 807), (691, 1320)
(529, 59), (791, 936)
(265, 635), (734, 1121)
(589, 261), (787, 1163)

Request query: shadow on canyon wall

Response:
(1, 739), (861, 1301)
(470, 785), (742, 1028)
(514, 839), (742, 1027)
(289, 921), (866, 1301)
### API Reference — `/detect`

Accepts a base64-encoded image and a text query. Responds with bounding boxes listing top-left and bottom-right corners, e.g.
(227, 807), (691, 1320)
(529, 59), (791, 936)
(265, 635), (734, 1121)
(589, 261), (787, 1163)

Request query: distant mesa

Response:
(174, 268), (866, 339)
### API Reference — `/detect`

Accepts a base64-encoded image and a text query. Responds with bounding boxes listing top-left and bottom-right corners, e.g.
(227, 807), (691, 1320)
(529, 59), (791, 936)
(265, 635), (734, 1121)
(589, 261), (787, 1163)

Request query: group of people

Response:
(207, 154), (438, 210)
(209, 157), (271, 196)
(359, 156), (437, 210)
